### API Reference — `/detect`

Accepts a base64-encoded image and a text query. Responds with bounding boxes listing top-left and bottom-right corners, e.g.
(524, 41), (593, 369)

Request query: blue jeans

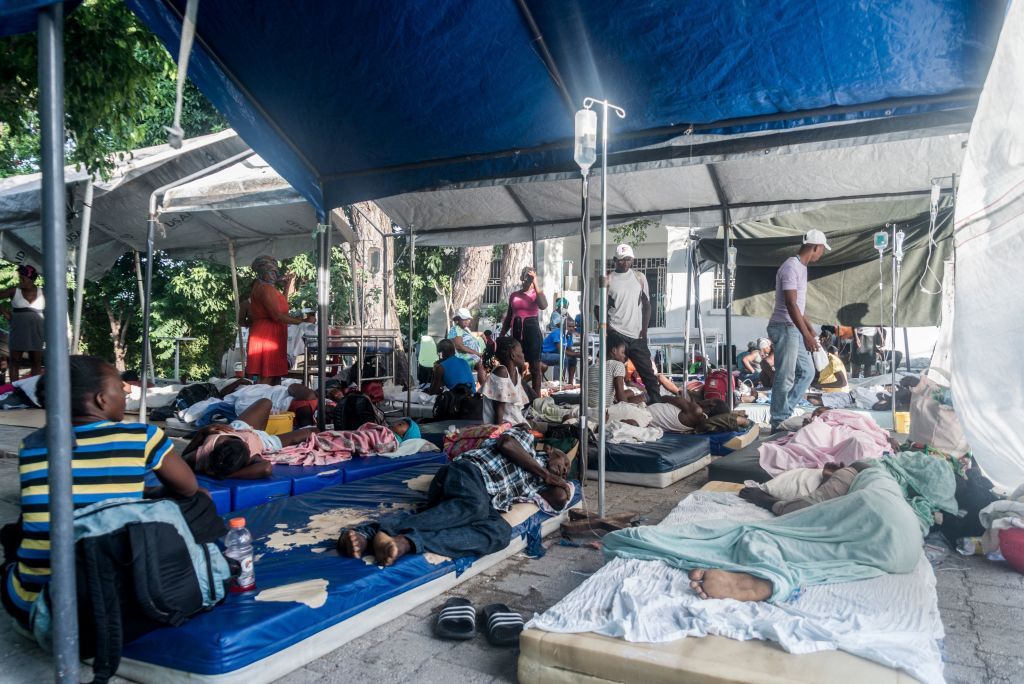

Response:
(352, 461), (511, 558)
(767, 322), (814, 425)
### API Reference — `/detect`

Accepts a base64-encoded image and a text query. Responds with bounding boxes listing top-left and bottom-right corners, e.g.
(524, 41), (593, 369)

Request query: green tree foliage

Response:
(0, 0), (226, 177)
(611, 219), (655, 248)
(393, 238), (458, 342)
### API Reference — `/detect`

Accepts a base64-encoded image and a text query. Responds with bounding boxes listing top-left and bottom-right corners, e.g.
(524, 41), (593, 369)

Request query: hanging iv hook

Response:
(582, 98), (626, 119)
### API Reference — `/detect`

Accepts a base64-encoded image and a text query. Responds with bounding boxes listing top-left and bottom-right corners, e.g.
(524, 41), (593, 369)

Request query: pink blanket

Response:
(267, 423), (397, 466)
(759, 410), (891, 476)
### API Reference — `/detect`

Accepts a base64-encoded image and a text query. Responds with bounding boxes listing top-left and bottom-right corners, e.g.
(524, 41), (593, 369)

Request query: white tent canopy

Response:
(376, 110), (971, 246)
(0, 130), (250, 278)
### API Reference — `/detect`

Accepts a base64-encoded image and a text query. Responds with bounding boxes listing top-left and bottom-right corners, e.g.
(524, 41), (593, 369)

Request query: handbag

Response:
(909, 369), (970, 456)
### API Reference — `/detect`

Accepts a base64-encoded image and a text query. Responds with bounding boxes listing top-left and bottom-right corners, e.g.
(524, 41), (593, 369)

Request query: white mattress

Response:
(586, 455), (711, 489)
(528, 491), (944, 684)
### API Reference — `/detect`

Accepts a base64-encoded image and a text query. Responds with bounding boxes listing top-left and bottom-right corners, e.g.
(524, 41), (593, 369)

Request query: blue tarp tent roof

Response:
(126, 0), (1003, 220)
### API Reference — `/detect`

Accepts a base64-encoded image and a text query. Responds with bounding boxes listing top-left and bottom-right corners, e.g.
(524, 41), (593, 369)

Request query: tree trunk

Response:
(450, 246), (493, 328)
(500, 241), (534, 300)
(348, 202), (403, 333)
(105, 302), (131, 371)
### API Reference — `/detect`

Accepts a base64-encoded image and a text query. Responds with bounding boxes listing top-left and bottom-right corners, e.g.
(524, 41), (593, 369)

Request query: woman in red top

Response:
(245, 256), (304, 384)
(499, 266), (548, 396)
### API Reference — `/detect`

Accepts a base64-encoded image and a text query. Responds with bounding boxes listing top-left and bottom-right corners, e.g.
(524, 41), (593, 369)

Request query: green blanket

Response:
(879, 451), (960, 535)
(603, 467), (923, 602)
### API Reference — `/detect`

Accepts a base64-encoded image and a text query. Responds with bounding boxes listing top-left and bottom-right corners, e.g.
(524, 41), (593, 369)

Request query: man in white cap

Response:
(601, 244), (662, 404)
(767, 229), (829, 431)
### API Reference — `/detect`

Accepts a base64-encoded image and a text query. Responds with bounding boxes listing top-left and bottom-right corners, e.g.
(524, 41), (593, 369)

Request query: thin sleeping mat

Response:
(119, 463), (581, 682)
(198, 451), (449, 511)
(521, 480), (941, 683)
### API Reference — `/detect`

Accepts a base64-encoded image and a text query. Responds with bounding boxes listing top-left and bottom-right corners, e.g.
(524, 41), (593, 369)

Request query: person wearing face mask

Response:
(245, 255), (305, 385)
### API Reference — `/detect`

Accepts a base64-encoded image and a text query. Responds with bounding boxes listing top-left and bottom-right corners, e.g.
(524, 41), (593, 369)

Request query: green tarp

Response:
(698, 202), (953, 327)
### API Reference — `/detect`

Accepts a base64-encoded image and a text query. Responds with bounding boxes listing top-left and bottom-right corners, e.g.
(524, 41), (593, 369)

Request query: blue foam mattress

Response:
(197, 450), (448, 512)
(591, 433), (710, 474)
(122, 463), (579, 675)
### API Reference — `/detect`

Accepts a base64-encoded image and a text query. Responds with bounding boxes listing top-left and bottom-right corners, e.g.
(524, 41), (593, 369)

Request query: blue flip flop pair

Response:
(433, 597), (524, 647)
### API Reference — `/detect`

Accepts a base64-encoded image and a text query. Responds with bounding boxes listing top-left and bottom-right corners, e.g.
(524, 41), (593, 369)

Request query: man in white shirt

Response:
(766, 230), (829, 431)
(600, 244), (662, 404)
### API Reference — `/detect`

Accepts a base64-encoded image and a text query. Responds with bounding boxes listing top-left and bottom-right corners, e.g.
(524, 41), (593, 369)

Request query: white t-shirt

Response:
(646, 402), (694, 433)
(607, 269), (649, 339)
(225, 384), (292, 415)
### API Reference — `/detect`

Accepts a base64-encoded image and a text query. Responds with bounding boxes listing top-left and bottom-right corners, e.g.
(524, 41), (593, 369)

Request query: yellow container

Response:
(265, 412), (295, 435)
(894, 411), (911, 434)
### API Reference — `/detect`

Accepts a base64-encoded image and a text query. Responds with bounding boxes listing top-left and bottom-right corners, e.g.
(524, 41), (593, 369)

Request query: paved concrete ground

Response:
(0, 424), (1021, 683)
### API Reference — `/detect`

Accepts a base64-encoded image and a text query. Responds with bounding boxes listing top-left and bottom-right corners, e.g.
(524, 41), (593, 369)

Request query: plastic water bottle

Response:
(956, 536), (983, 556)
(224, 517), (256, 592)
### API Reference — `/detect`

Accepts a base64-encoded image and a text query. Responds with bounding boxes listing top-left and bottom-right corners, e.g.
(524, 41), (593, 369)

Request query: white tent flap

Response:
(950, 0), (1024, 489)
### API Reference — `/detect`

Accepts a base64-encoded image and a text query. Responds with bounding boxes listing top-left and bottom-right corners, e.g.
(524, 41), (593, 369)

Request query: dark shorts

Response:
(512, 316), (543, 363)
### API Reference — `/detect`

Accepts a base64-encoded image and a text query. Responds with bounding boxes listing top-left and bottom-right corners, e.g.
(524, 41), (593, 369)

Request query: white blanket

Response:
(125, 383), (183, 412)
(528, 491), (944, 684)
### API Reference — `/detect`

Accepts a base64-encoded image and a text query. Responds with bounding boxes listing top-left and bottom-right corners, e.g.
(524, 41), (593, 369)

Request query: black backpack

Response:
(332, 390), (384, 430)
(34, 495), (230, 684)
(433, 384), (482, 421)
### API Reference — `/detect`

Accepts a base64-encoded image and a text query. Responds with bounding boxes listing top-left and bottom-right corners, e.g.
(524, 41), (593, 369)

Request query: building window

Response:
(482, 246), (504, 305)
(712, 264), (736, 310)
(598, 257), (667, 328)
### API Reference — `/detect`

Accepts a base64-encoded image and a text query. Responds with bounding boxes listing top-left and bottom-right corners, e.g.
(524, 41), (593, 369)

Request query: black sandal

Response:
(482, 603), (524, 647)
(433, 597), (476, 640)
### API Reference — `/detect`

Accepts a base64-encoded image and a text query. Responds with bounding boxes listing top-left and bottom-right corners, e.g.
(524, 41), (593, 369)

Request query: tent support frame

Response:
(139, 149), (254, 421)
(707, 165), (734, 409)
(71, 178), (93, 353)
(38, 5), (79, 679)
(227, 239), (245, 370)
(317, 219), (331, 428)
(577, 178), (590, 485)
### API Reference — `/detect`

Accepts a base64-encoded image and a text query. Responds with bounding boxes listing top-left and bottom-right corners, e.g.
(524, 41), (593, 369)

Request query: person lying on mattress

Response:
(603, 451), (957, 604)
(1, 355), (201, 629)
(182, 398), (317, 479)
(219, 379), (320, 427)
(738, 460), (874, 515)
(336, 425), (573, 566)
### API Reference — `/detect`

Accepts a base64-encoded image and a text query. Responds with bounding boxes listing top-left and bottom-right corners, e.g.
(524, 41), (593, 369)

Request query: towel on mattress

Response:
(528, 481), (945, 684)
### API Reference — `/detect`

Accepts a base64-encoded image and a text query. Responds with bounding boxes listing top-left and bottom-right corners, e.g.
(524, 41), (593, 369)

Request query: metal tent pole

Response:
(723, 225), (734, 409)
(903, 328), (911, 372)
(694, 246), (707, 363)
(577, 178), (590, 486)
(139, 219), (157, 422)
(38, 5), (79, 680)
(317, 220), (331, 429)
(71, 178), (93, 353)
(588, 98), (624, 519)
(682, 234), (693, 374)
(227, 240), (245, 369)
(406, 229), (415, 412)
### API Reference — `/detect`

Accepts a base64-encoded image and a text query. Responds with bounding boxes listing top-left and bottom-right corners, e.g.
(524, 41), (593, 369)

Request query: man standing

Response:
(767, 230), (829, 431)
(603, 244), (661, 404)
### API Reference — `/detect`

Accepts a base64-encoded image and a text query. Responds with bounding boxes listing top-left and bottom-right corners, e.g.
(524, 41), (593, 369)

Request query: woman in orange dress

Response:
(245, 256), (304, 384)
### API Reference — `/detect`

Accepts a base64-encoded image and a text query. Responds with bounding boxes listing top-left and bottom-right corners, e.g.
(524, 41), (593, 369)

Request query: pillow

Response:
(761, 468), (823, 500)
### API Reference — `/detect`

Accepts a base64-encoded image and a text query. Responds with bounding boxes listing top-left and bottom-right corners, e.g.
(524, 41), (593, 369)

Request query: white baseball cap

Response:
(615, 244), (635, 259)
(803, 229), (831, 250)
(453, 307), (472, 321)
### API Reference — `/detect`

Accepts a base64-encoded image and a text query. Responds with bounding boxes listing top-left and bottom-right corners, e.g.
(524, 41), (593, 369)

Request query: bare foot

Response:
(336, 529), (368, 557)
(372, 531), (412, 567)
(689, 568), (772, 602)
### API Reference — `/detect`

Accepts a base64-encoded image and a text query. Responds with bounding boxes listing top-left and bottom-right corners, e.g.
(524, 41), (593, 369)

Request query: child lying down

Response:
(183, 397), (418, 477)
(602, 451), (957, 603)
